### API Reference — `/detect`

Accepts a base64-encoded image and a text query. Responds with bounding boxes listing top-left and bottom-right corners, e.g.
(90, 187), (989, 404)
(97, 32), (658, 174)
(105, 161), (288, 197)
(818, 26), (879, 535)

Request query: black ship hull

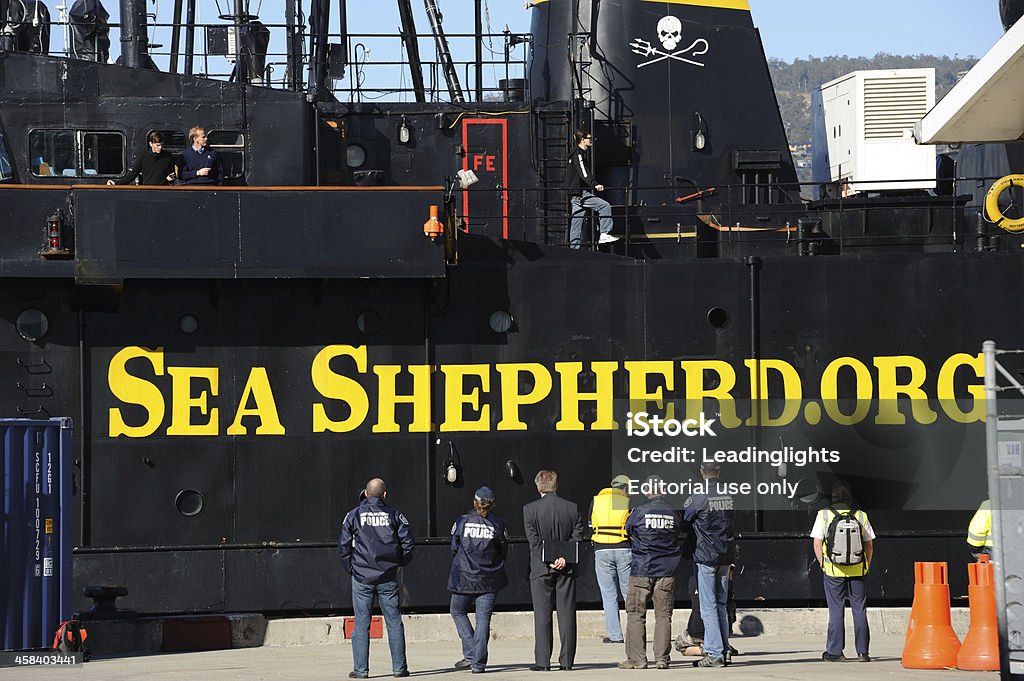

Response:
(1, 0), (1020, 620)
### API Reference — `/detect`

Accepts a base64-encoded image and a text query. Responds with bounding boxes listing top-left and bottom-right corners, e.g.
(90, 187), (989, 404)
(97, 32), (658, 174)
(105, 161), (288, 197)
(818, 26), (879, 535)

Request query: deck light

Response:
(692, 112), (708, 152)
(47, 213), (61, 250)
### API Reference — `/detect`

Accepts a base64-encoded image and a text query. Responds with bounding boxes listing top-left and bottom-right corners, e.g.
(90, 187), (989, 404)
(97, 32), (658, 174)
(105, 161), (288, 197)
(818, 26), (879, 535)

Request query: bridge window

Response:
(153, 129), (245, 180)
(29, 129), (125, 178)
(207, 130), (245, 180)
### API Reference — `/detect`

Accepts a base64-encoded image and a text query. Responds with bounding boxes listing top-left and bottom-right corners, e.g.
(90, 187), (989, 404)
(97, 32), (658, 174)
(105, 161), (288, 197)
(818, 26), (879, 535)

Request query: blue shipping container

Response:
(1, 418), (73, 650)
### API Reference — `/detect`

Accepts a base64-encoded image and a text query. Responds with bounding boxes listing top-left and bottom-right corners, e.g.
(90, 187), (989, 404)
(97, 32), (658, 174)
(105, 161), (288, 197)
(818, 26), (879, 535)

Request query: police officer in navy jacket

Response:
(448, 486), (509, 673)
(684, 462), (736, 668)
(619, 480), (683, 670)
(339, 478), (414, 679)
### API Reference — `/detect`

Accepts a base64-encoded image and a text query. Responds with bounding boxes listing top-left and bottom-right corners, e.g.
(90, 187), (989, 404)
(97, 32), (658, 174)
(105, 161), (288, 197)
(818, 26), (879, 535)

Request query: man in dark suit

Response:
(523, 469), (584, 671)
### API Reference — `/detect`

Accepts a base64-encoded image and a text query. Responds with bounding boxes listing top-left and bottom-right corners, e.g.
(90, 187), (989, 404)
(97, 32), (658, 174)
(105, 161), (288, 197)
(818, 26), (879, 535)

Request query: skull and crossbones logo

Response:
(657, 16), (683, 50)
(631, 15), (709, 68)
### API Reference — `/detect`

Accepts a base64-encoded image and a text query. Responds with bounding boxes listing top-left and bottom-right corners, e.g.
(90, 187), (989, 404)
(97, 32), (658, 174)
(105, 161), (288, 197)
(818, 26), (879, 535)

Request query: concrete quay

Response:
(1, 630), (987, 680)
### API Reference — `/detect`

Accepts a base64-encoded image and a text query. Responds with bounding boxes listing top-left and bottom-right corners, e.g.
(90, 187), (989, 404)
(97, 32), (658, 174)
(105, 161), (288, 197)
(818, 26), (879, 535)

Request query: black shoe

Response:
(723, 651), (732, 666)
(349, 674), (368, 680)
(454, 658), (473, 670)
(821, 652), (846, 662)
(857, 654), (871, 662)
(394, 671), (410, 678)
(558, 666), (572, 671)
(728, 645), (738, 655)
(529, 665), (550, 672)
(602, 637), (624, 644)
(471, 669), (486, 674)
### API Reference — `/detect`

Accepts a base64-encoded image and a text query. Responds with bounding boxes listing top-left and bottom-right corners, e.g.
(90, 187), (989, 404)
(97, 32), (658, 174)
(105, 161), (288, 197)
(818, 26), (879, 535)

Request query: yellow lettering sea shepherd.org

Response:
(105, 346), (985, 437)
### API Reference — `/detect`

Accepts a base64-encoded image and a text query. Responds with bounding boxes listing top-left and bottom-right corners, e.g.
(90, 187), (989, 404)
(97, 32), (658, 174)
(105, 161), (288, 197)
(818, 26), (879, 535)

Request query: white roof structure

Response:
(915, 18), (1024, 144)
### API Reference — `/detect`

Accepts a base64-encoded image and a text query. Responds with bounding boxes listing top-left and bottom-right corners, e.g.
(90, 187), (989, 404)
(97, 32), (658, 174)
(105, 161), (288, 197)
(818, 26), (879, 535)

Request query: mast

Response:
(169, 0), (183, 72)
(307, 0), (331, 100)
(396, 0), (426, 103)
(474, 0), (483, 102)
(233, 0), (247, 82)
(285, 0), (302, 91)
(423, 0), (465, 103)
(119, 0), (150, 68)
(184, 0), (196, 75)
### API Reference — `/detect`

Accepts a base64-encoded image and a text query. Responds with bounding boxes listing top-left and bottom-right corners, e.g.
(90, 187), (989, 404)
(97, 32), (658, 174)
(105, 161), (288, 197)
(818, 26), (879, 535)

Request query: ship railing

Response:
(0, 177), (1001, 256)
(32, 15), (530, 103)
(455, 177), (986, 252)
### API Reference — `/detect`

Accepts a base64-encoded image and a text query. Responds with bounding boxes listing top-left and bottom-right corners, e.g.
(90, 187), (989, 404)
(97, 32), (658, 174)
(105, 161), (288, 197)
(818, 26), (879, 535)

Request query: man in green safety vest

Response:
(967, 500), (993, 560)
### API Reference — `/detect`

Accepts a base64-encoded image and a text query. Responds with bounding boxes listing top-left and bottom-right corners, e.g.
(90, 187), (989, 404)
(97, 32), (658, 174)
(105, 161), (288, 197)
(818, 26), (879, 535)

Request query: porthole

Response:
(707, 307), (729, 329)
(347, 144), (367, 169)
(489, 310), (514, 334)
(357, 310), (382, 336)
(179, 314), (199, 334)
(175, 489), (205, 517)
(16, 309), (49, 342)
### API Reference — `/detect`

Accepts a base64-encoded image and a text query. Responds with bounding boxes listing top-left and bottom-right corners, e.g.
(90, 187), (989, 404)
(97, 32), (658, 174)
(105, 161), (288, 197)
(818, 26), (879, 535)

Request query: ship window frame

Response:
(206, 129), (246, 181)
(0, 131), (12, 181)
(28, 128), (126, 179)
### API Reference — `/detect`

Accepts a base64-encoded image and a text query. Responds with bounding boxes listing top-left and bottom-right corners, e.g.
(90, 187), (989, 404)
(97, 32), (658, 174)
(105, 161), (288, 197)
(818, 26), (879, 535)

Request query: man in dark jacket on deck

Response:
(179, 126), (222, 185)
(106, 130), (176, 185)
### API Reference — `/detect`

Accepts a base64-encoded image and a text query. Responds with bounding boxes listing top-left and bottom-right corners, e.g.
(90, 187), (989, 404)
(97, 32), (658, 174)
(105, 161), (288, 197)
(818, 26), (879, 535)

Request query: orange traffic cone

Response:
(957, 555), (1000, 670)
(902, 562), (962, 668)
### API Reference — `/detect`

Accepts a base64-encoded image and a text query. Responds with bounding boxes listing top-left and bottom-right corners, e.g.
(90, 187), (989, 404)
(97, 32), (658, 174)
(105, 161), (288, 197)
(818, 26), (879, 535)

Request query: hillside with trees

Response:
(768, 54), (979, 147)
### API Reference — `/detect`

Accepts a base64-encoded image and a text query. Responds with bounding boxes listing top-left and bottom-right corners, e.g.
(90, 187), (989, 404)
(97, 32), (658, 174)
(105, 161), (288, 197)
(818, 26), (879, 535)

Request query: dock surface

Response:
(1, 634), (984, 679)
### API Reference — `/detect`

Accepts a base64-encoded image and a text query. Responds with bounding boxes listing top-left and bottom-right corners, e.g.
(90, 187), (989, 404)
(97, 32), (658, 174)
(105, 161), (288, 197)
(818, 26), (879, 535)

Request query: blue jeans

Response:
(696, 563), (730, 658)
(594, 548), (630, 641)
(450, 592), (496, 671)
(351, 577), (407, 676)
(569, 191), (613, 248)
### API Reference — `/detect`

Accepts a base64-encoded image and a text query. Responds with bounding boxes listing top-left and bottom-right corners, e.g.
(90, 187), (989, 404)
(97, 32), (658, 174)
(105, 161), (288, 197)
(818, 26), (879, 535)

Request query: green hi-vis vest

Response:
(591, 487), (630, 544)
(967, 500), (993, 549)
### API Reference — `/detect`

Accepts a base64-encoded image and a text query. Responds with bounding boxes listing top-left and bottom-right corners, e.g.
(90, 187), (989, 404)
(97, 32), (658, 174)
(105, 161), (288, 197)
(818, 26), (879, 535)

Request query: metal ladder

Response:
(536, 109), (572, 245)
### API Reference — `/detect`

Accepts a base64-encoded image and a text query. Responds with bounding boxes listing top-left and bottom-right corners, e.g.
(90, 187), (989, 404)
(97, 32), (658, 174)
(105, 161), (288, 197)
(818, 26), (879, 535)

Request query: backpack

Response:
(824, 506), (865, 566)
(52, 619), (91, 661)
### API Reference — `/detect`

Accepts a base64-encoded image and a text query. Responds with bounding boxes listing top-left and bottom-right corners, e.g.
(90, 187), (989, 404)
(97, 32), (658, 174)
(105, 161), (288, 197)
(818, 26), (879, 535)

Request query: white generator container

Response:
(811, 69), (936, 196)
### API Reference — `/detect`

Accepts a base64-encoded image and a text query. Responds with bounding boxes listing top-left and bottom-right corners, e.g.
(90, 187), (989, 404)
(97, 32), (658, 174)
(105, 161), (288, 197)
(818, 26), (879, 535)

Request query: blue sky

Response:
(102, 0), (1005, 63)
(334, 0), (1006, 61)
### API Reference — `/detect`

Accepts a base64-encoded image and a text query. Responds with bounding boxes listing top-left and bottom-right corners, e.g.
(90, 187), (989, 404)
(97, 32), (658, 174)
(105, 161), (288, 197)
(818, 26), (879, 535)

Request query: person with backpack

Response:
(810, 481), (875, 662)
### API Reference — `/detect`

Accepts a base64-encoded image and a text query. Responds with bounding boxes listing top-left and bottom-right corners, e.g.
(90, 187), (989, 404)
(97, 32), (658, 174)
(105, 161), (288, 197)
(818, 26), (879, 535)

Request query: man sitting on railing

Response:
(565, 130), (618, 249)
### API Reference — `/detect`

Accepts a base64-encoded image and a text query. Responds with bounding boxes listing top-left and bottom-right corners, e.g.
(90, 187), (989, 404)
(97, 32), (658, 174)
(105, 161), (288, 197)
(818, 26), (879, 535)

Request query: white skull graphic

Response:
(657, 16), (682, 51)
